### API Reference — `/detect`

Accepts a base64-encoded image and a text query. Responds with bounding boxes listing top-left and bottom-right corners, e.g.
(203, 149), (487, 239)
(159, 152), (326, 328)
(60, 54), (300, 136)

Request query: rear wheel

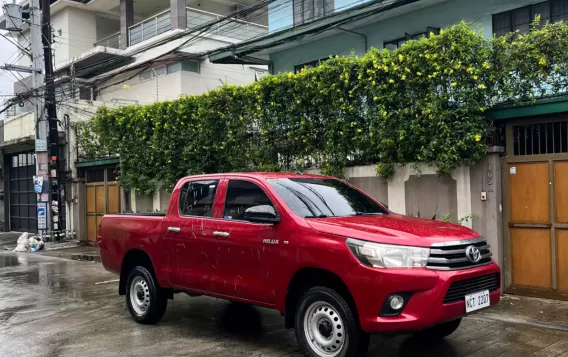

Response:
(417, 318), (462, 339)
(125, 266), (168, 324)
(294, 286), (369, 357)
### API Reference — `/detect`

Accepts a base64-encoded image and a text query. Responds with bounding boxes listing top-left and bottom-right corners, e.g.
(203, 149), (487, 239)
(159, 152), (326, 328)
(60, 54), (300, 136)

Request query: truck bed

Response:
(113, 212), (167, 217)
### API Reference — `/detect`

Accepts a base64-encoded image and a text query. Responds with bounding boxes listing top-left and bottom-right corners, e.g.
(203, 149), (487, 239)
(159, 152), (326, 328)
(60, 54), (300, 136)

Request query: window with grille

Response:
(513, 120), (568, 155)
(492, 1), (568, 37)
(293, 0), (334, 26)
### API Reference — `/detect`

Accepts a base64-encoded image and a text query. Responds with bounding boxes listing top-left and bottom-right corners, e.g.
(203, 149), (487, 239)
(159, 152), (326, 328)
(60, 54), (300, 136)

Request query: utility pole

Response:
(30, 0), (49, 234)
(41, 0), (62, 234)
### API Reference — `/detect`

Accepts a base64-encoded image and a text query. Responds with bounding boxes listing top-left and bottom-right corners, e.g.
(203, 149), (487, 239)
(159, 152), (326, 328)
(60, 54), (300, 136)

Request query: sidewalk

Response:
(36, 245), (100, 261)
(477, 294), (568, 332)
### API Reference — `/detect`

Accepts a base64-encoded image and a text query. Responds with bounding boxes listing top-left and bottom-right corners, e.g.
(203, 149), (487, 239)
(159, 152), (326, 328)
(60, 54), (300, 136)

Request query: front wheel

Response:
(125, 266), (168, 324)
(295, 286), (369, 357)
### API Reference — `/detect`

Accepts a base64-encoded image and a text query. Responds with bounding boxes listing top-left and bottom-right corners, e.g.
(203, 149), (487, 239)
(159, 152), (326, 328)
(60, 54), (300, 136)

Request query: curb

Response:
(71, 254), (101, 263)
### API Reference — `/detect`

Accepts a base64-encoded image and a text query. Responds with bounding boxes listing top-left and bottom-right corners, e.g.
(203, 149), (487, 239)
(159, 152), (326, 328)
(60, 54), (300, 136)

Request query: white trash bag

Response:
(13, 232), (30, 252)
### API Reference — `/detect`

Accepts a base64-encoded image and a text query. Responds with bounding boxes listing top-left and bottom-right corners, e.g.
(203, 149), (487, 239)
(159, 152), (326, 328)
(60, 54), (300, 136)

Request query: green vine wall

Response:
(77, 21), (568, 194)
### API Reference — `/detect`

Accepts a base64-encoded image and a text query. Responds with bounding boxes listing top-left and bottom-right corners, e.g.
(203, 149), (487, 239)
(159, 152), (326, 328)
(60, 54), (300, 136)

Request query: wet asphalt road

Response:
(2, 252), (568, 357)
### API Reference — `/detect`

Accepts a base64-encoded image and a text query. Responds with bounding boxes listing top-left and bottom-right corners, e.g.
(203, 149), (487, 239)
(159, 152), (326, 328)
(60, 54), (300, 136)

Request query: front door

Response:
(166, 178), (222, 293)
(505, 118), (568, 298)
(86, 167), (120, 245)
(217, 179), (280, 304)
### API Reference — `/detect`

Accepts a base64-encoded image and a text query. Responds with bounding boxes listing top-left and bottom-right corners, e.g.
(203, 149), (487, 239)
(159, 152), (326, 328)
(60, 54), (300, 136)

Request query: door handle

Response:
(213, 231), (230, 239)
(168, 227), (181, 233)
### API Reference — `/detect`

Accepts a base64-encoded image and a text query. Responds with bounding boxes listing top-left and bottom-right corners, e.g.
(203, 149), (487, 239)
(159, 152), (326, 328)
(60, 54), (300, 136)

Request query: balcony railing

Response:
(123, 7), (268, 47)
(129, 9), (172, 46)
(94, 32), (121, 49)
(187, 7), (268, 41)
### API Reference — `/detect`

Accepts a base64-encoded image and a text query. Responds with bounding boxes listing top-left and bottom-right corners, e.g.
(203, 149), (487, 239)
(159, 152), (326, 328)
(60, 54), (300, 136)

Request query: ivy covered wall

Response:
(78, 22), (568, 194)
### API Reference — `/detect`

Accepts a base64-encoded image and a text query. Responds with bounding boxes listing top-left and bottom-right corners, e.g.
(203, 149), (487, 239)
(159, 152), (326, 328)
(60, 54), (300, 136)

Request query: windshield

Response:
(268, 178), (388, 218)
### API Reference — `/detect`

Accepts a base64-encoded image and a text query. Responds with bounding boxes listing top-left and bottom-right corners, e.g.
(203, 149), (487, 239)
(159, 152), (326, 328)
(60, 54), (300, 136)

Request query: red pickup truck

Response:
(99, 172), (500, 357)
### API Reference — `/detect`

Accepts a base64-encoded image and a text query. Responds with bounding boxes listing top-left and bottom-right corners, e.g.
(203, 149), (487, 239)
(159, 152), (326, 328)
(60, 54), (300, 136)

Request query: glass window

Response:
(153, 66), (167, 77)
(493, 1), (556, 37)
(294, 0), (334, 25)
(268, 178), (388, 218)
(179, 180), (219, 217)
(167, 62), (182, 74)
(224, 180), (274, 221)
(139, 70), (152, 81)
(293, 0), (304, 26)
(493, 11), (512, 37)
(182, 60), (199, 73)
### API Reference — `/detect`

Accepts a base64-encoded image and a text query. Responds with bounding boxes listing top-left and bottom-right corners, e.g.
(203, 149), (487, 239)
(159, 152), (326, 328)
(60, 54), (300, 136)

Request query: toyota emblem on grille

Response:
(465, 245), (481, 263)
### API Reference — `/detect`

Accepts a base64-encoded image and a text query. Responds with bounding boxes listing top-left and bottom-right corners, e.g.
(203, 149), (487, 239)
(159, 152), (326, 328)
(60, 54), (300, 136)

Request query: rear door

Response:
(216, 178), (281, 304)
(165, 178), (224, 292)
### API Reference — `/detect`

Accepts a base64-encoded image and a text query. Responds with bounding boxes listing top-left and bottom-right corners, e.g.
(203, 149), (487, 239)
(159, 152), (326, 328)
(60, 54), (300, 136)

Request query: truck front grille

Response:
(443, 273), (500, 304)
(427, 238), (492, 270)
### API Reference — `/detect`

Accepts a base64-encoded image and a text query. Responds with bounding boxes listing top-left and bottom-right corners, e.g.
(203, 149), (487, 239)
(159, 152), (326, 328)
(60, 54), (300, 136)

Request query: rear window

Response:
(179, 180), (219, 217)
(268, 178), (387, 218)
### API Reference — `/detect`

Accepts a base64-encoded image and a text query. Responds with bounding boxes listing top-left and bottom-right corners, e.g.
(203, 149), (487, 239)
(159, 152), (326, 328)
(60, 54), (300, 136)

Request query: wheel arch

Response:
(119, 248), (156, 296)
(284, 267), (356, 329)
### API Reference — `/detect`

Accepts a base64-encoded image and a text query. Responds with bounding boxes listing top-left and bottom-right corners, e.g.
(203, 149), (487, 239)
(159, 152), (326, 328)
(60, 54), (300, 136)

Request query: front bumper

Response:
(344, 262), (501, 333)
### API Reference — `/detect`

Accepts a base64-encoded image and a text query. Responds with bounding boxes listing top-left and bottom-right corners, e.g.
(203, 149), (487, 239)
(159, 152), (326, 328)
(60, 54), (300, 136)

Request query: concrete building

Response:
(0, 0), (268, 240)
(209, 0), (568, 300)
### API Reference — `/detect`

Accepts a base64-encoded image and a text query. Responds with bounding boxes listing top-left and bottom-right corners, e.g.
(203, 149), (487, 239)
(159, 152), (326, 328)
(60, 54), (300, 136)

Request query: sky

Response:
(0, 35), (18, 97)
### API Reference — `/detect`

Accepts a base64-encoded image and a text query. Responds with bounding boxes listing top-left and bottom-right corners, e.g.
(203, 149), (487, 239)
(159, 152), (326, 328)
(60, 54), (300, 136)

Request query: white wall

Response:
(95, 15), (120, 41)
(99, 68), (184, 104)
(181, 59), (259, 95)
(98, 59), (262, 103)
(66, 8), (98, 61)
(19, 8), (98, 68)
(3, 111), (36, 142)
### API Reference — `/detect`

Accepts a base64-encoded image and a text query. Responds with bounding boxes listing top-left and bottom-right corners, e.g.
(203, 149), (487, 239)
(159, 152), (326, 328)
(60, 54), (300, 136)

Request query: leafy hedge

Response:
(78, 21), (568, 194)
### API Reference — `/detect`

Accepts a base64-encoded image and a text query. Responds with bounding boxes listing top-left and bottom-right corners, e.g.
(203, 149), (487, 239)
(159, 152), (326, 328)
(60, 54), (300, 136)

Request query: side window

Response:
(224, 180), (274, 221)
(179, 180), (219, 217)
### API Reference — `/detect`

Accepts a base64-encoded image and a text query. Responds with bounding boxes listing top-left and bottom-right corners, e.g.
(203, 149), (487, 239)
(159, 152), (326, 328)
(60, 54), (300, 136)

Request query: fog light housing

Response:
(379, 292), (412, 317)
(389, 295), (404, 310)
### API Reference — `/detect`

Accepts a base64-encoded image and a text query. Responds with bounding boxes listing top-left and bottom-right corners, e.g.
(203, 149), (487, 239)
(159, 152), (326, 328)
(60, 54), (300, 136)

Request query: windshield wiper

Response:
(305, 214), (329, 218)
(278, 184), (325, 217)
(296, 182), (336, 216)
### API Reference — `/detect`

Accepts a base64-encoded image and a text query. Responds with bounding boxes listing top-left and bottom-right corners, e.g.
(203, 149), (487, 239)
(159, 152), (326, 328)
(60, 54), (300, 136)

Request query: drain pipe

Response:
(338, 27), (368, 53)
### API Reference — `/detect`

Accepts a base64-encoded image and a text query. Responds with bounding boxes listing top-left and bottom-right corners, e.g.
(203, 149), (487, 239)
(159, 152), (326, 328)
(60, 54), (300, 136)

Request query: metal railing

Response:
(129, 9), (172, 46)
(187, 7), (268, 41)
(94, 32), (121, 49)
(121, 7), (268, 48)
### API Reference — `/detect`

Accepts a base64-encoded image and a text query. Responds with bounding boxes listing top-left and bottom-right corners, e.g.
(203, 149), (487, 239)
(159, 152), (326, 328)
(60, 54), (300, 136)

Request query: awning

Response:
(488, 96), (568, 121)
(55, 46), (133, 78)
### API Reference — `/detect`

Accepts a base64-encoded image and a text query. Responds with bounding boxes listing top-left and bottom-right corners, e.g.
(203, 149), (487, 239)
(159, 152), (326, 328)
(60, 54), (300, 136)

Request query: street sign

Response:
(37, 201), (48, 231)
(36, 139), (47, 152)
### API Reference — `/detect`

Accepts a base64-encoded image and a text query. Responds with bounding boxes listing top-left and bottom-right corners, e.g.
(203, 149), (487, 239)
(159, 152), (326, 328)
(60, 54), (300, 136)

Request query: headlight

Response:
(346, 238), (429, 268)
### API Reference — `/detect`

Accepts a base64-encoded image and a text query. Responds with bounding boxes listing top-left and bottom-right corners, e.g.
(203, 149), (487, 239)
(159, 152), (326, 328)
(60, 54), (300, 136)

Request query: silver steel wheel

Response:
(303, 301), (347, 357)
(129, 276), (150, 316)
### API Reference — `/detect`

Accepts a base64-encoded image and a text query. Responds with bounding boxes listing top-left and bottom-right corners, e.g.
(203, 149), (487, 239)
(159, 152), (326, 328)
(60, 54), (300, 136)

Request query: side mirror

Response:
(244, 205), (280, 224)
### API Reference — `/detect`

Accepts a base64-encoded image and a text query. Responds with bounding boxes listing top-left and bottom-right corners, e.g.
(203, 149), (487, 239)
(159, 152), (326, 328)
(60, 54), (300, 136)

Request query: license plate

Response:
(465, 290), (490, 313)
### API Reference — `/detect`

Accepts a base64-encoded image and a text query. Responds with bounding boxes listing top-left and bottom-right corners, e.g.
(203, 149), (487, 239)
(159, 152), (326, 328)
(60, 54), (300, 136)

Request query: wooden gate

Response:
(504, 117), (568, 299)
(86, 167), (120, 245)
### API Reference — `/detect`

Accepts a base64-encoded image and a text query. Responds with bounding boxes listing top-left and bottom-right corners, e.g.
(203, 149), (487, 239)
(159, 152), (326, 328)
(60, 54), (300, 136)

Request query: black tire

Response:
(417, 318), (462, 339)
(294, 286), (369, 357)
(125, 266), (168, 324)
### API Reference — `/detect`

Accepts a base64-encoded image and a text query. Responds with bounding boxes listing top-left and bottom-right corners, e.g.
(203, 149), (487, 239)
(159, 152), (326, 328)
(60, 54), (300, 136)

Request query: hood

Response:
(306, 213), (480, 247)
